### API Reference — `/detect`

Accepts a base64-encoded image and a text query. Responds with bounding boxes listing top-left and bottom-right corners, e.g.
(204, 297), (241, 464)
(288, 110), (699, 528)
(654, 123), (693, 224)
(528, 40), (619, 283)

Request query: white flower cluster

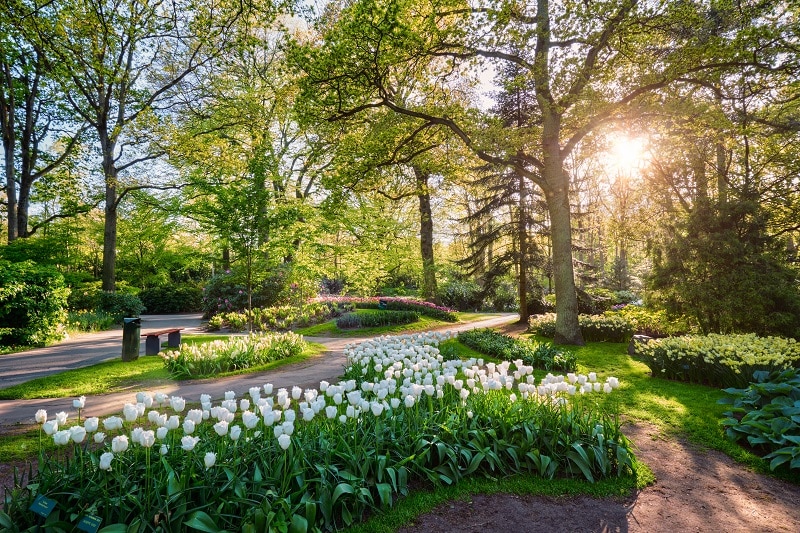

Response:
(34, 332), (619, 473)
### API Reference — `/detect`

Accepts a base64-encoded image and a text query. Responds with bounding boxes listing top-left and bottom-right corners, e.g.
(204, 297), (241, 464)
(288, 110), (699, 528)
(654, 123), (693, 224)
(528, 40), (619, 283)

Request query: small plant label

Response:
(29, 494), (56, 518)
(77, 514), (102, 533)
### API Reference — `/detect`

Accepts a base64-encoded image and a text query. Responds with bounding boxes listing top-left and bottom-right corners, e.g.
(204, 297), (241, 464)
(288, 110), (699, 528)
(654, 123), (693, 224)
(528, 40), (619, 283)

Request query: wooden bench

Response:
(142, 328), (185, 355)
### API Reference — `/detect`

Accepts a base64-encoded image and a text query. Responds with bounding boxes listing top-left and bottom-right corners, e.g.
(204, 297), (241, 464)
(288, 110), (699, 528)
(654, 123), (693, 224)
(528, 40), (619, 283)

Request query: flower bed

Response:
(457, 328), (577, 372)
(3, 333), (632, 531)
(208, 301), (346, 332)
(528, 313), (634, 343)
(317, 296), (458, 322)
(161, 332), (307, 379)
(634, 333), (800, 388)
(335, 309), (420, 329)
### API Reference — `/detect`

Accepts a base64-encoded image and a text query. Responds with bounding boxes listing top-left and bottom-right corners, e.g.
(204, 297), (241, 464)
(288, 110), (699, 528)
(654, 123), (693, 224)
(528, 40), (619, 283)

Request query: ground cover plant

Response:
(458, 328), (577, 372)
(1, 332), (630, 531)
(720, 368), (800, 471)
(633, 333), (800, 388)
(161, 332), (307, 379)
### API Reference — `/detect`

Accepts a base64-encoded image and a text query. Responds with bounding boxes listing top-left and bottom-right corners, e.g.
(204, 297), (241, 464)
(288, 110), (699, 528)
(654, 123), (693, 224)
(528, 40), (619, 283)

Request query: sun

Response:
(604, 134), (650, 177)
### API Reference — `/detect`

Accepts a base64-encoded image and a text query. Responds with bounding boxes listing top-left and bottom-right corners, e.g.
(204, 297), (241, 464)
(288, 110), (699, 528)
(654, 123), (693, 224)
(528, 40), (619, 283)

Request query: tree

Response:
(0, 19), (86, 243)
(7, 0), (249, 290)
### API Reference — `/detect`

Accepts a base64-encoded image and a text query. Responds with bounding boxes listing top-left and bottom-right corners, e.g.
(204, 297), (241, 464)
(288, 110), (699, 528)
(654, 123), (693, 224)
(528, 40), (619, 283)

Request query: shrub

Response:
(634, 333), (800, 388)
(612, 306), (696, 337)
(138, 285), (203, 314)
(201, 268), (293, 318)
(162, 332), (306, 379)
(67, 310), (116, 332)
(335, 310), (420, 329)
(458, 328), (577, 372)
(438, 278), (482, 311)
(66, 281), (139, 312)
(0, 260), (69, 346)
(97, 291), (145, 322)
(719, 368), (800, 471)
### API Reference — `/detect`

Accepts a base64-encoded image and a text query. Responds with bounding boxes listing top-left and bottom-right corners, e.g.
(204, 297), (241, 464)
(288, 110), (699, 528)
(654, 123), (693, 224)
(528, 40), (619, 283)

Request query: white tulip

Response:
(230, 425), (242, 441)
(170, 396), (186, 412)
(94, 432), (106, 444)
(99, 452), (114, 471)
(70, 425), (87, 444)
(140, 430), (156, 448)
(35, 409), (47, 424)
(123, 403), (138, 422)
(181, 436), (199, 451)
(224, 391), (235, 400)
(43, 420), (58, 435)
(160, 444), (169, 455)
(278, 434), (291, 450)
(156, 427), (169, 440)
(84, 417), (99, 433)
(183, 419), (196, 435)
(53, 430), (71, 446)
(204, 451), (216, 469)
(213, 420), (229, 436)
(55, 411), (68, 425)
(111, 435), (129, 453)
(263, 383), (273, 395)
(166, 415), (180, 430)
(131, 427), (144, 445)
(73, 396), (86, 409)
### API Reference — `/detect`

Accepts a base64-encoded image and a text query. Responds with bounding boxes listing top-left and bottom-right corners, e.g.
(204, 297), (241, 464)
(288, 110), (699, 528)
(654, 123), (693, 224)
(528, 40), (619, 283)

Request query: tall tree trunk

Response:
(545, 180), (583, 345)
(1, 61), (16, 243)
(413, 166), (439, 304)
(3, 141), (15, 243)
(101, 150), (118, 291)
(517, 171), (529, 324)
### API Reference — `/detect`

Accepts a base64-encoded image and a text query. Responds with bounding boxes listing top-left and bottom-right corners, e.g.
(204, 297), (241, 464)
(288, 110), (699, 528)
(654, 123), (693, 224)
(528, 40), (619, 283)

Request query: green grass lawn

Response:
(0, 341), (326, 400)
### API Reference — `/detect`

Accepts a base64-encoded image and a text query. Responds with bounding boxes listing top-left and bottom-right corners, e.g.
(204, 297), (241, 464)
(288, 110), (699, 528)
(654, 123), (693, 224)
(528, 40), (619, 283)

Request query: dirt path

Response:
(397, 422), (800, 533)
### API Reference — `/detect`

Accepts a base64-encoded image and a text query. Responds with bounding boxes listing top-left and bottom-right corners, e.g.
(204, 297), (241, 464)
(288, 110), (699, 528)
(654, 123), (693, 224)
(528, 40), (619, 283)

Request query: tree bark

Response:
(101, 150), (118, 291)
(413, 166), (439, 304)
(545, 180), (583, 345)
(1, 61), (17, 243)
(517, 171), (529, 324)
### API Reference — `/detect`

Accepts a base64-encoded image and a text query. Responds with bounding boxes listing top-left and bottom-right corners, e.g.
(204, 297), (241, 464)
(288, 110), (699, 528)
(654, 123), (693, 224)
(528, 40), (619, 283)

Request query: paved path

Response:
(0, 314), (518, 429)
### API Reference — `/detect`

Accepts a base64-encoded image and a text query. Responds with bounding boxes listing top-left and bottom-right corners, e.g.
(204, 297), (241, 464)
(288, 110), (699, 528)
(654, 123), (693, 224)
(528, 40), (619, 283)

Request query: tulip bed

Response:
(2, 332), (632, 532)
(457, 328), (577, 372)
(634, 333), (800, 388)
(161, 332), (307, 379)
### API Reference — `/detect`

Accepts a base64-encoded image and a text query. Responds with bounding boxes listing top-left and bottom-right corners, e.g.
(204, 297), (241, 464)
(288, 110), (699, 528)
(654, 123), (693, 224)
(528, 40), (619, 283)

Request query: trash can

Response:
(121, 317), (141, 362)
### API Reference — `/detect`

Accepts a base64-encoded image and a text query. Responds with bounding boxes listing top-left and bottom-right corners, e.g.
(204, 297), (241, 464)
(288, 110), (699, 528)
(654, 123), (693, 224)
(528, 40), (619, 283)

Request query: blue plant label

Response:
(29, 494), (56, 518)
(77, 514), (102, 533)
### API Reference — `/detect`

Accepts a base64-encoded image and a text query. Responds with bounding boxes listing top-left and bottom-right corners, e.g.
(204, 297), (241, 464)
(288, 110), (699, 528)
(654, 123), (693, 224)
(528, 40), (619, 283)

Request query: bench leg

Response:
(145, 335), (161, 355)
(167, 331), (182, 348)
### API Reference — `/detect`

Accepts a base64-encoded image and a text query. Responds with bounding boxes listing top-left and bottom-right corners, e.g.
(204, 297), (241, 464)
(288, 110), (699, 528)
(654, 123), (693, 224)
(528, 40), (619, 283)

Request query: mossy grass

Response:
(0, 342), (325, 400)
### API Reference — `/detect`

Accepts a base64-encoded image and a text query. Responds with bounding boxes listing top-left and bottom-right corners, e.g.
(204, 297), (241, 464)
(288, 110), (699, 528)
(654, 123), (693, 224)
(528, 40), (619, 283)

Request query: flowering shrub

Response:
(611, 306), (696, 337)
(317, 296), (458, 322)
(634, 334), (800, 388)
(719, 368), (800, 471)
(161, 332), (306, 379)
(4, 333), (632, 531)
(336, 310), (420, 329)
(458, 328), (577, 372)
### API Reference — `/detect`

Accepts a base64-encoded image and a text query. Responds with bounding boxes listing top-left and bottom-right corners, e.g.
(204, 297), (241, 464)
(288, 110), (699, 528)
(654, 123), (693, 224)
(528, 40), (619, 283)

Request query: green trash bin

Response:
(122, 317), (141, 362)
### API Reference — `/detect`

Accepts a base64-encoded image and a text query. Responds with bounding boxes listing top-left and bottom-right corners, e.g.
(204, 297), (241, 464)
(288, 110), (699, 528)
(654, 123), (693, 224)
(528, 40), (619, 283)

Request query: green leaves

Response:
(720, 368), (800, 471)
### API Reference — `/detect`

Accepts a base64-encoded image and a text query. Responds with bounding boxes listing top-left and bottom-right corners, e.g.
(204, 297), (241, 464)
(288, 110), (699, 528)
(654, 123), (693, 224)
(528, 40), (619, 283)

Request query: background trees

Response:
(0, 0), (797, 343)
